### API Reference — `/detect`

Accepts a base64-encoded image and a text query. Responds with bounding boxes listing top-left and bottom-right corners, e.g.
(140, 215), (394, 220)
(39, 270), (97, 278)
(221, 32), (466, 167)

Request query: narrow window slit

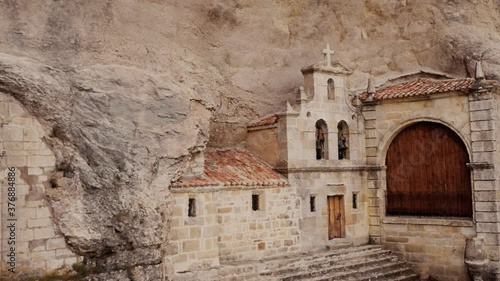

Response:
(188, 198), (196, 217)
(310, 196), (316, 212)
(252, 194), (260, 211)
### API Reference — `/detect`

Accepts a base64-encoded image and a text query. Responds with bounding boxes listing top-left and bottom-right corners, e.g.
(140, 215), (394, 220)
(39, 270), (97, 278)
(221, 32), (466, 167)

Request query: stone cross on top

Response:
(322, 43), (335, 67)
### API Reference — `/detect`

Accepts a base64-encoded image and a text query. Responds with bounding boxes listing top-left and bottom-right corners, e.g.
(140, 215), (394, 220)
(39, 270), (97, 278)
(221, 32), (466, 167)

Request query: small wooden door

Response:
(328, 195), (345, 239)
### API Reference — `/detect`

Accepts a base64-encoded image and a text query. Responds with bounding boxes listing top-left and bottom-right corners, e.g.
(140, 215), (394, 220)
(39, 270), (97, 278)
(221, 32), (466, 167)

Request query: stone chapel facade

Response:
(169, 46), (500, 280)
(1, 45), (500, 281)
(245, 46), (500, 280)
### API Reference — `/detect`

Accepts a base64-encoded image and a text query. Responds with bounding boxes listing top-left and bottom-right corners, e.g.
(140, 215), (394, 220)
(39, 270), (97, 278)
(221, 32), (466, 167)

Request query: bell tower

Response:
(280, 43), (358, 165)
(300, 44), (351, 105)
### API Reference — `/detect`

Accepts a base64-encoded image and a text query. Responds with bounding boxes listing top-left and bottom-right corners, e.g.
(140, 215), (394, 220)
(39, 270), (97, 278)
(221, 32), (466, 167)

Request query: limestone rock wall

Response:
(1, 0), (500, 279)
(0, 53), (216, 279)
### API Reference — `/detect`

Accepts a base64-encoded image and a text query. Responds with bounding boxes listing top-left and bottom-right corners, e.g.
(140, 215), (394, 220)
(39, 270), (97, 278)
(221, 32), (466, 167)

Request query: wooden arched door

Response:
(386, 122), (472, 217)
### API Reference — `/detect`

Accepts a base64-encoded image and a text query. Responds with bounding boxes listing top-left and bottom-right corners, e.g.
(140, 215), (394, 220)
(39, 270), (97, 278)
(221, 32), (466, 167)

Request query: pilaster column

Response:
(468, 90), (500, 279)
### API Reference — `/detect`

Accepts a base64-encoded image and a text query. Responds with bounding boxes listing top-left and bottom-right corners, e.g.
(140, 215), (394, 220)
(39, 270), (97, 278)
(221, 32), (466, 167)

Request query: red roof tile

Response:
(172, 149), (288, 188)
(247, 115), (278, 128)
(359, 78), (475, 101)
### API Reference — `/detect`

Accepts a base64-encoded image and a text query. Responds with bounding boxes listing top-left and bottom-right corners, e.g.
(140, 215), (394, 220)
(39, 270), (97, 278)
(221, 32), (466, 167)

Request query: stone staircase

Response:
(258, 244), (419, 281)
(174, 244), (420, 281)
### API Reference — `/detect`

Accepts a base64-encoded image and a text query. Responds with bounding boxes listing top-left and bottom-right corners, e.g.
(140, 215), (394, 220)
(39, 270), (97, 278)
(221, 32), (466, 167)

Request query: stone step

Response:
(388, 272), (421, 281)
(307, 260), (407, 281)
(174, 244), (420, 281)
(282, 245), (383, 266)
(278, 255), (395, 280)
(324, 239), (354, 251)
(317, 245), (384, 261)
(271, 244), (420, 281)
(267, 248), (392, 277)
(244, 245), (383, 277)
(356, 265), (418, 281)
(313, 250), (391, 269)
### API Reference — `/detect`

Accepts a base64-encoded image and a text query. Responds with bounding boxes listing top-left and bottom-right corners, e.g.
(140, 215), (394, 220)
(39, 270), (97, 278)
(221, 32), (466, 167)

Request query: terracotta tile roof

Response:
(171, 149), (288, 188)
(359, 78), (475, 101)
(247, 115), (278, 128)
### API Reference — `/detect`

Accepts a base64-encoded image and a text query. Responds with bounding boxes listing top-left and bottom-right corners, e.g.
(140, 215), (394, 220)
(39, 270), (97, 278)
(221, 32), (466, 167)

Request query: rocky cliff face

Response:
(1, 0), (500, 279)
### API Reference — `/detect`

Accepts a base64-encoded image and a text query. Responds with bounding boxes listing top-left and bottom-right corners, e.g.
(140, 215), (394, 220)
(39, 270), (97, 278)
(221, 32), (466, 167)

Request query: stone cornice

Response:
(275, 165), (385, 174)
(247, 124), (277, 131)
(467, 162), (495, 170)
(300, 62), (352, 76)
(276, 111), (299, 118)
(170, 184), (288, 193)
(383, 216), (473, 227)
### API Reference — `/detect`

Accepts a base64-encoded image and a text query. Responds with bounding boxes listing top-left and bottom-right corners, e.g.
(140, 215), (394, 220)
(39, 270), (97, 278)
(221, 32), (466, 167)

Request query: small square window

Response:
(310, 196), (316, 212)
(188, 198), (196, 217)
(352, 193), (358, 209)
(252, 194), (260, 211)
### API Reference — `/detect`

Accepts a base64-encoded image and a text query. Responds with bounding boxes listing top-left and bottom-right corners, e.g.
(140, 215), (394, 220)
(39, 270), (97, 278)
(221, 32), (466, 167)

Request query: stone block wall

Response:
(362, 91), (498, 279)
(291, 170), (369, 250)
(170, 191), (220, 273)
(246, 127), (279, 168)
(303, 69), (346, 105)
(283, 111), (364, 168)
(365, 92), (472, 244)
(366, 93), (472, 165)
(381, 218), (475, 281)
(0, 93), (81, 279)
(477, 90), (500, 278)
(283, 69), (366, 168)
(169, 185), (301, 272)
(276, 66), (370, 251)
(215, 186), (301, 261)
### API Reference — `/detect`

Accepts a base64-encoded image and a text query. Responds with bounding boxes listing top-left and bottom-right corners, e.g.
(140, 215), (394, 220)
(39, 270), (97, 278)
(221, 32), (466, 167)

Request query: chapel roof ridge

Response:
(171, 148), (288, 188)
(357, 77), (475, 102)
(387, 67), (460, 81)
(350, 68), (466, 95)
(300, 59), (352, 75)
(247, 113), (280, 128)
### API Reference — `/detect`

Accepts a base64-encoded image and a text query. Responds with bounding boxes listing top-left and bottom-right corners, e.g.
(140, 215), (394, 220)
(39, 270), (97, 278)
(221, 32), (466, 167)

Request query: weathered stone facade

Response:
(169, 186), (301, 273)
(248, 55), (371, 251)
(169, 149), (301, 275)
(362, 78), (500, 280)
(246, 51), (500, 280)
(0, 93), (82, 278)
(2, 46), (500, 281)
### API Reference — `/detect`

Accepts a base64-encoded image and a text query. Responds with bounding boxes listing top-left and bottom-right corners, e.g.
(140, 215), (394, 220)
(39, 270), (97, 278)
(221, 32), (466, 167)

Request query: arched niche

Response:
(315, 119), (328, 160)
(337, 120), (349, 160)
(327, 78), (335, 100)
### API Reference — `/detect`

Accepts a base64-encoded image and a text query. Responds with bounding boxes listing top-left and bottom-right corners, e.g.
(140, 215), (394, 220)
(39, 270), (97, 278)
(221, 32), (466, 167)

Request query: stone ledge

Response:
(467, 162), (495, 170)
(277, 165), (385, 174)
(382, 216), (474, 227)
(171, 185), (288, 193)
(247, 124), (277, 132)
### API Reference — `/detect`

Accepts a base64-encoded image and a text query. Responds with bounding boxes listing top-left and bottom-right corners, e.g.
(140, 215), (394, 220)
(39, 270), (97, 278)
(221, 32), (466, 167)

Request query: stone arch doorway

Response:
(385, 122), (472, 217)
